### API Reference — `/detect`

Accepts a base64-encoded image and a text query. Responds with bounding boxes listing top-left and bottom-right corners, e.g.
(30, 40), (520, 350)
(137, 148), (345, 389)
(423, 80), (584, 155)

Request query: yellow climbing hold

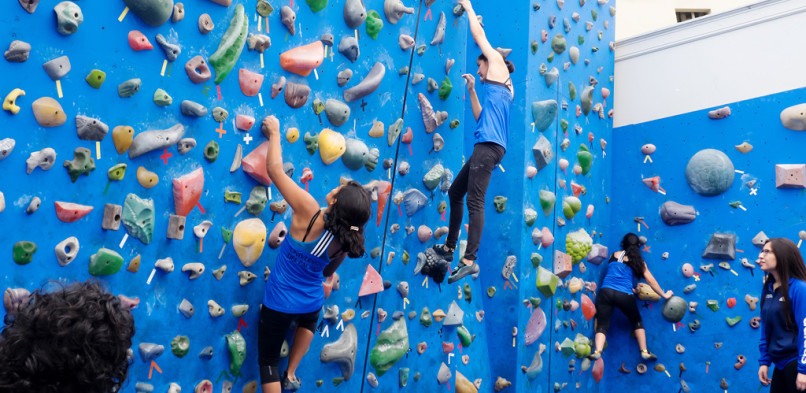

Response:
(233, 218), (267, 267)
(3, 88), (25, 114)
(318, 128), (346, 165)
(136, 167), (159, 188)
(455, 370), (478, 393)
(286, 127), (299, 143)
(112, 126), (135, 154)
(31, 97), (66, 127)
(368, 120), (384, 138)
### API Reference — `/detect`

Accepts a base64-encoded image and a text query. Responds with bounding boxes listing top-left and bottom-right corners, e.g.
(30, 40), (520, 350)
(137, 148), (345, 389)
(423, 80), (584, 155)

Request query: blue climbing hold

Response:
(532, 100), (558, 132)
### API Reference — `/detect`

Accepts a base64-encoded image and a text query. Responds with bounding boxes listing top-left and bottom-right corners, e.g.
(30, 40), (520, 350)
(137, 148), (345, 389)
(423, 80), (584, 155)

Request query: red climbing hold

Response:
(235, 114), (255, 131)
(727, 297), (736, 308)
(581, 294), (596, 321)
(172, 167), (204, 217)
(375, 181), (391, 227)
(241, 141), (273, 186)
(642, 176), (663, 193)
(592, 357), (604, 382)
(238, 68), (264, 97)
(358, 264), (384, 297)
(128, 30), (153, 51)
(401, 127), (413, 144)
(571, 182), (584, 197)
(54, 201), (94, 223)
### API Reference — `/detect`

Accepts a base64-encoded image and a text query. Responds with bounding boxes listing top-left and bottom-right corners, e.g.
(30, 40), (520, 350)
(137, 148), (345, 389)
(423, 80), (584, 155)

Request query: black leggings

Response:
(258, 305), (319, 384)
(771, 360), (799, 393)
(594, 288), (644, 335)
(445, 142), (505, 261)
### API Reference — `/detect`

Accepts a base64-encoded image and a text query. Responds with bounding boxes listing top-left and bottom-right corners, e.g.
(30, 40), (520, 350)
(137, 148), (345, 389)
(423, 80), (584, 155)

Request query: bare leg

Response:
(594, 332), (606, 353)
(287, 327), (314, 382)
(261, 382), (280, 393)
(634, 328), (648, 351)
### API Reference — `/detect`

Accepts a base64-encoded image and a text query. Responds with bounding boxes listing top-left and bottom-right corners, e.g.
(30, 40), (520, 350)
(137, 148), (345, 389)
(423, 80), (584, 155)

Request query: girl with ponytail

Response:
(257, 115), (371, 393)
(591, 233), (673, 362)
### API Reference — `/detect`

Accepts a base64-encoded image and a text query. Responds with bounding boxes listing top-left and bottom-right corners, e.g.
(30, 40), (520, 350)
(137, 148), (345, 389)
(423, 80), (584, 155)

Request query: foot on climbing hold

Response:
(431, 244), (454, 262)
(448, 261), (479, 284)
(281, 371), (301, 392)
(640, 349), (657, 361)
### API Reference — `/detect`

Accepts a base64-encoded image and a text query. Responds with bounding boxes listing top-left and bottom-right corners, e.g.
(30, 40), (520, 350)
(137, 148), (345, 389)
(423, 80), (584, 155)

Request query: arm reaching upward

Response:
(460, 0), (509, 80)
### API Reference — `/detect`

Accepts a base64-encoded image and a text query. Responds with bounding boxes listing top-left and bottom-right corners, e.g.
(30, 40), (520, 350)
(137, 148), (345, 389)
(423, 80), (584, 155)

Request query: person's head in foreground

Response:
(0, 279), (135, 393)
(324, 180), (372, 258)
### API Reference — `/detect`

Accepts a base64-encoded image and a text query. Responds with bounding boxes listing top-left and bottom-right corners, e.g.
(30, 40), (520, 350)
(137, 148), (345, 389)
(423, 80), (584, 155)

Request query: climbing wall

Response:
(609, 86), (806, 390)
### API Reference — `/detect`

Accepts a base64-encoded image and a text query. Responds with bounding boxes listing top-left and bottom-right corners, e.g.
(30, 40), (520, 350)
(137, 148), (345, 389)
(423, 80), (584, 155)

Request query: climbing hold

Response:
(344, 62), (386, 103)
(385, 0), (414, 24)
(685, 149), (735, 196)
(3, 89), (25, 115)
(225, 330), (246, 376)
(280, 41), (324, 77)
(702, 233), (736, 260)
(139, 342), (165, 362)
(494, 377), (512, 392)
(88, 248), (124, 275)
(209, 4), (248, 83)
(54, 1), (83, 35)
(321, 323), (357, 379)
(708, 106), (731, 119)
(245, 186), (268, 216)
(31, 97), (66, 127)
(268, 221), (287, 249)
(12, 241), (37, 265)
(344, 0), (367, 28)
(207, 300), (225, 317)
(776, 164), (806, 188)
(532, 135), (554, 170)
(365, 10), (383, 39)
(660, 201), (696, 225)
(129, 124), (185, 159)
(54, 201), (93, 223)
(325, 99), (351, 127)
(551, 34), (567, 54)
(75, 115), (109, 141)
(317, 128), (346, 165)
(121, 193), (155, 244)
(661, 296), (687, 322)
(181, 263), (205, 280)
(525, 307), (547, 346)
(781, 103), (806, 130)
(170, 335), (190, 358)
(4, 40), (30, 62)
(136, 167), (159, 189)
(233, 218), (266, 267)
(54, 236), (79, 266)
(370, 318), (408, 376)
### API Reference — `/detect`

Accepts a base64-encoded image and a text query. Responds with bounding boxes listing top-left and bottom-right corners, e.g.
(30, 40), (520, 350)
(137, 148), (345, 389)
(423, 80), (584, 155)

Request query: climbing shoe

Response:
(281, 371), (301, 392)
(640, 349), (657, 361)
(431, 244), (454, 262)
(447, 261), (479, 284)
(589, 351), (602, 361)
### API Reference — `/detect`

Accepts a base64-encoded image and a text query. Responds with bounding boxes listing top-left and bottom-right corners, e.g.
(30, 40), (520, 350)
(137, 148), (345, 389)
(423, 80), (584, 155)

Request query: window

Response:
(675, 9), (710, 22)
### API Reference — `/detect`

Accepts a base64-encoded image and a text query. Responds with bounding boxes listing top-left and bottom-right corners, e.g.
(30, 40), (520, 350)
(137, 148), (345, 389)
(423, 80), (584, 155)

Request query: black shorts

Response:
(257, 305), (320, 383)
(594, 288), (644, 334)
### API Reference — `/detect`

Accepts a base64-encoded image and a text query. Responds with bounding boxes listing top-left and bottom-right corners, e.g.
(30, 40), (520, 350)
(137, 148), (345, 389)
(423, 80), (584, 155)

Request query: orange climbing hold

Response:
(358, 264), (384, 296)
(55, 201), (94, 223)
(571, 182), (584, 197)
(581, 294), (596, 320)
(279, 41), (324, 77)
(375, 181), (391, 226)
(727, 297), (736, 308)
(642, 176), (665, 193)
(592, 357), (604, 382)
(172, 167), (204, 217)
(241, 141), (273, 186)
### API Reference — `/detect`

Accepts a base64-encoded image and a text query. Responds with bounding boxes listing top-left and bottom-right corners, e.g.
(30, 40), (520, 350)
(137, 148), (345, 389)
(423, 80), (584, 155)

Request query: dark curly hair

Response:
(325, 180), (372, 258)
(0, 279), (135, 393)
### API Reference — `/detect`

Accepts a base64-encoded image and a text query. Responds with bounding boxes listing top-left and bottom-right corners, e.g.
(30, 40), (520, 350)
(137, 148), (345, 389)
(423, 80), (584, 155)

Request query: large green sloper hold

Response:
(89, 248), (124, 276)
(306, 0), (327, 12)
(226, 330), (246, 376)
(210, 4), (249, 85)
(370, 318), (408, 376)
(577, 144), (593, 175)
(539, 190), (555, 216)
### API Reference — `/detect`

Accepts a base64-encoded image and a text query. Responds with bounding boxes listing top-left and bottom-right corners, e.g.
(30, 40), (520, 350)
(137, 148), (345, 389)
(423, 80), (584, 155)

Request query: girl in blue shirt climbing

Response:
(757, 238), (806, 392)
(259, 115), (371, 393)
(433, 0), (515, 284)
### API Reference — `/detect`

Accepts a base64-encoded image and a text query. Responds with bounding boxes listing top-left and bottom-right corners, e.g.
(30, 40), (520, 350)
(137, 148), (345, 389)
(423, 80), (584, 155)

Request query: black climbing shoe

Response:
(447, 261), (479, 284)
(640, 350), (657, 361)
(432, 244), (454, 262)
(282, 372), (301, 392)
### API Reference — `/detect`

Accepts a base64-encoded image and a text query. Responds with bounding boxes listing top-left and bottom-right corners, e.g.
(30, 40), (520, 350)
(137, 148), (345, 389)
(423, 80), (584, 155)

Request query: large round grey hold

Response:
(661, 296), (687, 323)
(685, 149), (735, 196)
(343, 0), (367, 29)
(4, 40), (31, 62)
(338, 36), (360, 62)
(54, 1), (83, 35)
(124, 0), (174, 27)
(325, 99), (350, 127)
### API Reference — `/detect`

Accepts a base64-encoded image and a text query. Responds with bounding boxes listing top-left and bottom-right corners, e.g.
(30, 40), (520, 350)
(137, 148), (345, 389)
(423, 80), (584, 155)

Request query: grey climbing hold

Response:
(432, 133), (444, 152)
(337, 69), (353, 87)
(25, 196), (40, 214)
(0, 139), (15, 161)
(397, 161), (409, 175)
(367, 372), (378, 387)
(54, 236), (79, 266)
(661, 296), (687, 322)
(344, 0), (367, 28)
(123, 0), (174, 27)
(660, 201), (696, 226)
(683, 284), (696, 294)
(702, 233), (736, 260)
(135, 382), (154, 393)
(182, 263), (205, 279)
(321, 33), (334, 46)
(440, 169), (453, 192)
(344, 62), (386, 102)
(155, 34), (181, 61)
(54, 1), (83, 35)
(18, 0), (42, 13)
(75, 115), (109, 141)
(384, 0), (414, 24)
(587, 244), (608, 265)
(118, 78), (142, 98)
(419, 93), (439, 133)
(181, 100), (207, 117)
(247, 34), (270, 52)
(199, 346), (214, 359)
(532, 135), (554, 170)
(321, 324), (357, 379)
(443, 301), (464, 326)
(212, 265), (226, 280)
(177, 138), (196, 155)
(752, 231), (768, 247)
(338, 36), (360, 62)
(230, 144), (243, 173)
(26, 147), (56, 174)
(399, 34), (415, 50)
(129, 124), (185, 159)
(325, 99), (350, 127)
(427, 78), (438, 93)
(342, 139), (369, 170)
(437, 362), (452, 384)
(544, 67), (559, 87)
(155, 257), (174, 272)
(271, 76), (286, 99)
(502, 255), (516, 279)
(167, 383), (181, 393)
(232, 304), (249, 317)
(780, 103), (806, 131)
(238, 271), (257, 286)
(430, 12), (446, 46)
(412, 73), (424, 84)
(42, 55), (71, 80)
(284, 81), (310, 108)
(324, 306), (339, 324)
(685, 149), (735, 196)
(3, 288), (30, 316)
(402, 189), (427, 216)
(139, 343), (165, 362)
(526, 344), (546, 381)
(397, 282), (409, 297)
(4, 40), (31, 62)
(194, 220), (213, 238)
(580, 86), (594, 115)
(532, 100), (558, 132)
(179, 299), (194, 318)
(281, 6), (296, 34)
(208, 300), (225, 317)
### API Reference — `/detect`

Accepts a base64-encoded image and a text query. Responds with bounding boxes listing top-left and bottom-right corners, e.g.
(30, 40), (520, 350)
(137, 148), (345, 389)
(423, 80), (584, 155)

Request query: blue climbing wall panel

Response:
(609, 86), (806, 390)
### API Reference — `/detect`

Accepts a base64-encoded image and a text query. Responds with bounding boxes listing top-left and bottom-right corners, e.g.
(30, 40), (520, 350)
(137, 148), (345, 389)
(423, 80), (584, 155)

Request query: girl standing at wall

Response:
(757, 238), (806, 392)
(432, 0), (515, 284)
(259, 115), (371, 393)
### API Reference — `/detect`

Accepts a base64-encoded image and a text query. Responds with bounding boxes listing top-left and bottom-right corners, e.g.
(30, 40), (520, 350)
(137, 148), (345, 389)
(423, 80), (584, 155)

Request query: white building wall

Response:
(613, 0), (806, 128)
(616, 0), (759, 40)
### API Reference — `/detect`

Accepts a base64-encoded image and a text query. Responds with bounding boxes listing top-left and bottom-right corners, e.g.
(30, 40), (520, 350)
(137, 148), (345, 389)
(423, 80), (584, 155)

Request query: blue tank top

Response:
(263, 228), (335, 314)
(474, 81), (512, 150)
(601, 252), (638, 295)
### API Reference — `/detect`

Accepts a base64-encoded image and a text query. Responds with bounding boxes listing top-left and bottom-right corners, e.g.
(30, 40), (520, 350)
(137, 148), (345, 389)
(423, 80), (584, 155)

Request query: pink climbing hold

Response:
(581, 294), (596, 320)
(279, 41), (324, 77)
(195, 380), (213, 393)
(554, 250), (572, 279)
(570, 182), (583, 197)
(682, 263), (694, 278)
(127, 30), (153, 51)
(358, 264), (384, 297)
(400, 127), (413, 144)
(55, 201), (94, 223)
(238, 68), (264, 97)
(708, 106), (731, 119)
(524, 307), (546, 346)
(118, 295), (140, 310)
(640, 144), (656, 155)
(541, 30), (548, 43)
(375, 181), (391, 227)
(172, 167), (204, 217)
(235, 114), (255, 131)
(241, 141), (273, 186)
(585, 204), (594, 219)
(601, 87), (610, 100)
(540, 227), (554, 248)
(592, 357), (604, 382)
(442, 342), (454, 353)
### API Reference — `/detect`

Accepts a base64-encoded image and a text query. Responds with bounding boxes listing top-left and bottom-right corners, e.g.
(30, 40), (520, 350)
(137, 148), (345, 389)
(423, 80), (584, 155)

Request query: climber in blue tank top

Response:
(433, 0), (515, 284)
(258, 115), (371, 393)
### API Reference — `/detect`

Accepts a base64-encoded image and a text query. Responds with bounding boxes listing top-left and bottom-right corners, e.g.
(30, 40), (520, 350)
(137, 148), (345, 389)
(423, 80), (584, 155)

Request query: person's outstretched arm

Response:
(642, 262), (673, 299)
(460, 0), (509, 81)
(263, 115), (319, 225)
(462, 74), (481, 122)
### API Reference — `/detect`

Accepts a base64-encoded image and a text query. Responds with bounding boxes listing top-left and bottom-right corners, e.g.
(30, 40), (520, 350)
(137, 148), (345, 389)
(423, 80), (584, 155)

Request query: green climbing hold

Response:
(529, 297), (541, 308)
(305, 0), (327, 12)
(577, 144), (593, 175)
(257, 0), (274, 16)
(153, 88), (172, 106)
(562, 196), (581, 219)
(536, 266), (558, 297)
(578, 35), (585, 45)
(457, 326), (473, 347)
(438, 77), (452, 100)
(420, 307), (432, 327)
(366, 10), (383, 40)
(64, 147), (96, 183)
(312, 98), (325, 115)
(333, 377), (345, 386)
(707, 300), (719, 312)
(463, 283), (472, 302)
(398, 66), (409, 75)
(487, 286), (496, 298)
(88, 248), (124, 276)
(573, 334), (591, 358)
(551, 34), (567, 54)
(226, 330), (246, 376)
(304, 132), (318, 155)
(213, 107), (229, 122)
(728, 201), (742, 208)
(210, 4), (249, 85)
(171, 335), (190, 358)
(524, 208), (537, 226)
(493, 196), (507, 213)
(547, 52), (554, 63)
(108, 163), (127, 181)
(221, 227), (233, 243)
(416, 45), (426, 55)
(450, 120), (460, 129)
(204, 141), (219, 162)
(370, 318), (408, 376)
(726, 316), (742, 326)
(530, 252), (543, 268)
(437, 201), (447, 214)
(122, 193), (155, 245)
(85, 69), (106, 89)
(246, 186), (268, 215)
(568, 83), (577, 101)
(402, 250), (409, 264)
(399, 368), (409, 388)
(565, 228), (593, 264)
(591, 9), (598, 21)
(316, 380), (324, 387)
(539, 190), (555, 216)
(225, 191), (242, 204)
(531, 40), (538, 55)
(560, 119), (569, 133)
(13, 241), (37, 265)
(560, 337), (575, 357)
(422, 164), (444, 191)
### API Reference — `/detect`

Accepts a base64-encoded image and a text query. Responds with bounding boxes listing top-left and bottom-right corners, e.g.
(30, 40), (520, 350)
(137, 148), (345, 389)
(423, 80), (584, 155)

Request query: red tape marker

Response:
(197, 202), (205, 214)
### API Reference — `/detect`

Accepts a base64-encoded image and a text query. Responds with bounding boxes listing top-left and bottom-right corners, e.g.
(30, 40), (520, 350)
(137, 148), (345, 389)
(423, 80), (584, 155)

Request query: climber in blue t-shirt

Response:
(757, 237), (806, 392)
(433, 0), (516, 284)
(258, 115), (372, 393)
